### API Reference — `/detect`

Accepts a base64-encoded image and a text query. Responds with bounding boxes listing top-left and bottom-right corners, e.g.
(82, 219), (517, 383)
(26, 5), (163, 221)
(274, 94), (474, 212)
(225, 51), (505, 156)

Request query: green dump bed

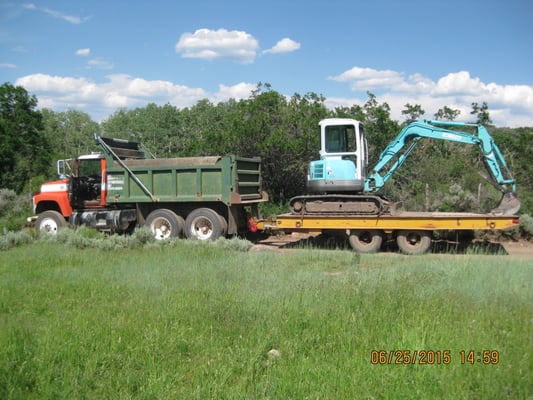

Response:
(98, 136), (267, 205)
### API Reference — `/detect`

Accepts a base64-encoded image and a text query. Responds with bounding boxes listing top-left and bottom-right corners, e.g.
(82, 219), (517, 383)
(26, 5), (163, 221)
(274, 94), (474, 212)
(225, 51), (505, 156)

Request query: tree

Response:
(434, 106), (461, 121)
(42, 109), (99, 158)
(470, 101), (492, 125)
(401, 103), (425, 124)
(0, 82), (50, 193)
(361, 92), (400, 165)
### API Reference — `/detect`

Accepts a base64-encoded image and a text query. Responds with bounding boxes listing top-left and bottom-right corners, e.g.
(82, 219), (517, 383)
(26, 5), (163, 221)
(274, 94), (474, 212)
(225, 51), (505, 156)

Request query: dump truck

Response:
(30, 135), (268, 240)
(256, 119), (520, 254)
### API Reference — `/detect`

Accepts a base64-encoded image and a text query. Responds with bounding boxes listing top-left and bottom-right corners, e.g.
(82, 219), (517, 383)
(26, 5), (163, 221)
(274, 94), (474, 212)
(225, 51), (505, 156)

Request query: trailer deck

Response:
(257, 212), (519, 232)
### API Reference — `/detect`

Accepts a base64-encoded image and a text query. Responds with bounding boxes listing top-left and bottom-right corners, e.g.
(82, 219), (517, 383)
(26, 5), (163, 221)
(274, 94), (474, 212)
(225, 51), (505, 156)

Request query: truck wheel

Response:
(35, 210), (67, 235)
(185, 208), (224, 240)
(348, 229), (383, 253)
(396, 230), (432, 255)
(145, 209), (184, 240)
(218, 214), (228, 236)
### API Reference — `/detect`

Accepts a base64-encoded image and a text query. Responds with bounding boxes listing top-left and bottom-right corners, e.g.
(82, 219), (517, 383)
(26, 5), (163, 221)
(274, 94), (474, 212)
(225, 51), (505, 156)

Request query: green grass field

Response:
(1, 237), (531, 399)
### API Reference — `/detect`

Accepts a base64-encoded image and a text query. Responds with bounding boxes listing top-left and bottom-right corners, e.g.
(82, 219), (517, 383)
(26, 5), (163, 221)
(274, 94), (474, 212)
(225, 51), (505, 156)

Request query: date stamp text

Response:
(370, 350), (499, 365)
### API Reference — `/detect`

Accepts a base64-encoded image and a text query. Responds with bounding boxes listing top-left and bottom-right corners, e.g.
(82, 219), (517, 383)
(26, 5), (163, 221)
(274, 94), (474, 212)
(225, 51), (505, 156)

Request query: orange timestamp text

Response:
(370, 350), (499, 365)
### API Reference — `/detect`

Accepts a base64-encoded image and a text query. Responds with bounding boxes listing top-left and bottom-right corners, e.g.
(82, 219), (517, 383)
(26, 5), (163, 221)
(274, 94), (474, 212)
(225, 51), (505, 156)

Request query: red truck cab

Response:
(31, 154), (108, 232)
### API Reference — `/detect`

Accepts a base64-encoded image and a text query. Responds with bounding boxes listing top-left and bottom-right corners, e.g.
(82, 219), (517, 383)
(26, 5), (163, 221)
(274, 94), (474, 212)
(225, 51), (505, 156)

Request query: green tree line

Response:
(1, 81), (532, 217)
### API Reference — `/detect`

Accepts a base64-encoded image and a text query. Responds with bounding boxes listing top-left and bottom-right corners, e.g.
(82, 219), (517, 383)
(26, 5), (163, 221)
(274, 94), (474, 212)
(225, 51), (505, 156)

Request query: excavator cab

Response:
(307, 118), (368, 193)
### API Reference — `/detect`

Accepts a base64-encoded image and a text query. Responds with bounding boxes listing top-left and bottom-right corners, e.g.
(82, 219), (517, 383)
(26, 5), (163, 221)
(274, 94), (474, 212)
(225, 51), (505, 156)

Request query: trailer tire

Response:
(348, 229), (383, 253)
(145, 209), (184, 240)
(396, 230), (432, 255)
(35, 210), (66, 235)
(185, 208), (224, 241)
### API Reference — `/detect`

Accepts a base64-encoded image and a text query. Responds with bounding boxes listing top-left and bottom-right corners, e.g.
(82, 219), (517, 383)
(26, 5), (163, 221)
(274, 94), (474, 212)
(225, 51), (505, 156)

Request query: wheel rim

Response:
(359, 231), (375, 245)
(40, 218), (59, 234)
(151, 217), (173, 240)
(405, 232), (422, 246)
(190, 216), (213, 240)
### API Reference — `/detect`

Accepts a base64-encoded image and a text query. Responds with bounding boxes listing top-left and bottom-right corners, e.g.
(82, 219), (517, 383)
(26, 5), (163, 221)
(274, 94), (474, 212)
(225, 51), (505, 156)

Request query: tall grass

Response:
(0, 242), (531, 399)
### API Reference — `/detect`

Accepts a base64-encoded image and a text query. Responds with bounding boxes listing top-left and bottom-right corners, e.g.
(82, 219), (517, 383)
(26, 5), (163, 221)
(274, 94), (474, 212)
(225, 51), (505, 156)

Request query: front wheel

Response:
(35, 210), (67, 235)
(348, 229), (383, 253)
(396, 230), (432, 255)
(145, 209), (184, 240)
(185, 208), (224, 240)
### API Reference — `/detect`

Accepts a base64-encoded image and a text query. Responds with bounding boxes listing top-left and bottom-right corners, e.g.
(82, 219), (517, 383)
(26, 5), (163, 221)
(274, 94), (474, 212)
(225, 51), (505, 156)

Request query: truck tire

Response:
(348, 229), (383, 253)
(218, 214), (228, 236)
(185, 208), (224, 241)
(145, 209), (184, 240)
(35, 210), (67, 235)
(396, 230), (432, 255)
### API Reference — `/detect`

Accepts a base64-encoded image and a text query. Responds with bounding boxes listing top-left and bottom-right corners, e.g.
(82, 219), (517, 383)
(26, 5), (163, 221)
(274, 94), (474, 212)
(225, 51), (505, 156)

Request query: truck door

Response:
(70, 156), (105, 208)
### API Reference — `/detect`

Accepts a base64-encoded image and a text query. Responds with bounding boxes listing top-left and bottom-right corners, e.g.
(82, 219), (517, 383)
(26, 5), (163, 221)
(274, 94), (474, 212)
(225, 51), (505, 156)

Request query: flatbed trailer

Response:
(256, 212), (520, 254)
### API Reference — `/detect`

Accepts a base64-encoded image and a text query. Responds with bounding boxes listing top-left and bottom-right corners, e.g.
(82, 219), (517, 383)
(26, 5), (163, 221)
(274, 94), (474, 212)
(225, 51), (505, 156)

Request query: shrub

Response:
(0, 189), (17, 213)
(0, 189), (31, 232)
(0, 230), (33, 251)
(518, 213), (533, 240)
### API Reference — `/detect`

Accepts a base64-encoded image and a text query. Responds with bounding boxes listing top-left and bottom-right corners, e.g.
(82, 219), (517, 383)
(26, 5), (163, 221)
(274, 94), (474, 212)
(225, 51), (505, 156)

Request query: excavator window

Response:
(325, 125), (356, 153)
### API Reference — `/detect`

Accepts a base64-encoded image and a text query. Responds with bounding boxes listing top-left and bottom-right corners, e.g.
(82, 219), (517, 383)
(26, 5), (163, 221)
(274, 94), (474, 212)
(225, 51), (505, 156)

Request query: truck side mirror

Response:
(57, 160), (66, 179)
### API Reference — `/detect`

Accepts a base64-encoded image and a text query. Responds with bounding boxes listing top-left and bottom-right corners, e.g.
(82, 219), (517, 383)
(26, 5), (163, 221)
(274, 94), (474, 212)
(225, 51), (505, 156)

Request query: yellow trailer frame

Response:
(257, 212), (519, 231)
(256, 212), (520, 254)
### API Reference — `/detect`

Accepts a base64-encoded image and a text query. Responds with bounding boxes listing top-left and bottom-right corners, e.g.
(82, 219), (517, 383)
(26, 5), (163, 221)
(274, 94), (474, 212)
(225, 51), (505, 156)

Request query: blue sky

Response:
(1, 0), (532, 126)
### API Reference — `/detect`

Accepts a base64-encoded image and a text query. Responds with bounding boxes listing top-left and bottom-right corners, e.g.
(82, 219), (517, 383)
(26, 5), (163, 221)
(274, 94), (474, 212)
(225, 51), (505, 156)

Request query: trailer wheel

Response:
(35, 210), (66, 235)
(145, 209), (184, 240)
(348, 229), (383, 253)
(396, 230), (432, 255)
(185, 208), (224, 240)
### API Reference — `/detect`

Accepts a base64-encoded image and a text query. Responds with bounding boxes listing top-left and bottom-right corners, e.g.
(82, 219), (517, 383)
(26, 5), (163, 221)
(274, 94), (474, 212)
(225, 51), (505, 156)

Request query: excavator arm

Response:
(364, 120), (520, 215)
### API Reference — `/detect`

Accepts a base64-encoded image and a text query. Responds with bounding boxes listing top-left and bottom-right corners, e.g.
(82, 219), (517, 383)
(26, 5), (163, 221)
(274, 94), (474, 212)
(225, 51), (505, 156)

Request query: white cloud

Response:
(175, 28), (259, 64)
(263, 38), (301, 54)
(75, 48), (90, 56)
(12, 66), (533, 127)
(16, 73), (93, 93)
(329, 67), (533, 127)
(0, 63), (16, 69)
(23, 3), (88, 24)
(331, 67), (403, 88)
(14, 73), (255, 121)
(87, 58), (114, 70)
(214, 82), (256, 102)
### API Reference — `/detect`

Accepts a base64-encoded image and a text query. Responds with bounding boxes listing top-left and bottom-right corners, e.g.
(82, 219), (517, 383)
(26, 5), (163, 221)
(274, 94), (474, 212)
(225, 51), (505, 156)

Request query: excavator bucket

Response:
(491, 192), (520, 216)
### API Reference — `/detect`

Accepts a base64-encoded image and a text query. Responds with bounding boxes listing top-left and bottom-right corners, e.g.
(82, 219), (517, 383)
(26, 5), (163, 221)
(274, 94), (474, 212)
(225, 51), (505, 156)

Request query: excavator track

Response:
(289, 194), (392, 216)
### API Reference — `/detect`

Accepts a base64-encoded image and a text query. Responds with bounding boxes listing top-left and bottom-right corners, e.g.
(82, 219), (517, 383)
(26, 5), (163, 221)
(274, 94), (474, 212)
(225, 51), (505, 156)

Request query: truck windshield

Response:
(78, 159), (101, 177)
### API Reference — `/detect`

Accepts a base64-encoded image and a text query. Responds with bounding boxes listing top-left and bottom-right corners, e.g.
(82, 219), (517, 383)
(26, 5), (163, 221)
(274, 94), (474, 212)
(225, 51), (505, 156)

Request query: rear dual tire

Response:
(185, 208), (225, 241)
(145, 208), (227, 241)
(145, 209), (184, 240)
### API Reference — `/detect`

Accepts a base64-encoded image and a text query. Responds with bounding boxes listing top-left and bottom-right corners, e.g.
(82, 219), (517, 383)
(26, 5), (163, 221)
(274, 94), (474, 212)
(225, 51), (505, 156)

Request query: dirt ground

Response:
(251, 232), (533, 259)
(501, 240), (533, 259)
